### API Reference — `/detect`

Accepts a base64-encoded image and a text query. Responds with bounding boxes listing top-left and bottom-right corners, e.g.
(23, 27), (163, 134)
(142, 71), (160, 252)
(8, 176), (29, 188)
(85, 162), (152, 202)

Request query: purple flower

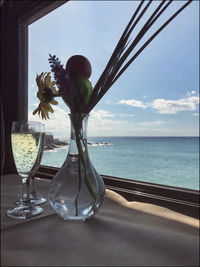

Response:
(48, 54), (76, 107)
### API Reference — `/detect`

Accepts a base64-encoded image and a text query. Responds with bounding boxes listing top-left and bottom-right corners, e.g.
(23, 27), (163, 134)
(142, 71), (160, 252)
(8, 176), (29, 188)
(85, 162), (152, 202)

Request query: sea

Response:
(41, 137), (199, 190)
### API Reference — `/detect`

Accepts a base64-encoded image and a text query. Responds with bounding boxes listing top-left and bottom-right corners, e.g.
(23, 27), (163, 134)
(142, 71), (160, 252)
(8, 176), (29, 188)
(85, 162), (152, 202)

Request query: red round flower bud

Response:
(66, 55), (92, 79)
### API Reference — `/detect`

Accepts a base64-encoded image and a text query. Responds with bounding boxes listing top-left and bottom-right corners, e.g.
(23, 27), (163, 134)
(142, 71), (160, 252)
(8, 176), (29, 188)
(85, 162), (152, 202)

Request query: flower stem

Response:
(72, 115), (98, 215)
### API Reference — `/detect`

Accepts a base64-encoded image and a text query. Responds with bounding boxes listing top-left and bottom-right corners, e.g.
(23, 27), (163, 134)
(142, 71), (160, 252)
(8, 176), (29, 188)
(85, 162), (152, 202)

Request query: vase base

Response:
(51, 199), (98, 221)
(61, 216), (87, 222)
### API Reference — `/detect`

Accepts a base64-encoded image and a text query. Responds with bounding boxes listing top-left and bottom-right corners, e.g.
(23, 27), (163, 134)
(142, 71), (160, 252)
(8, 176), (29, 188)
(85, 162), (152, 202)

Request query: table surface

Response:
(1, 174), (199, 266)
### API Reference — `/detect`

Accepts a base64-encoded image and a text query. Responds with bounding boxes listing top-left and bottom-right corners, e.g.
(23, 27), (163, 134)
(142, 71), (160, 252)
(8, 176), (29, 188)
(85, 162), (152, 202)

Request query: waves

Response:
(44, 141), (112, 152)
(87, 141), (113, 147)
(41, 137), (199, 190)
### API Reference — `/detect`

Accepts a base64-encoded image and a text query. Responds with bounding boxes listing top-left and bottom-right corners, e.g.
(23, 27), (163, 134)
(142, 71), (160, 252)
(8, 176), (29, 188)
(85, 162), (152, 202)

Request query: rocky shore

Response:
(44, 135), (69, 150)
(44, 135), (111, 151)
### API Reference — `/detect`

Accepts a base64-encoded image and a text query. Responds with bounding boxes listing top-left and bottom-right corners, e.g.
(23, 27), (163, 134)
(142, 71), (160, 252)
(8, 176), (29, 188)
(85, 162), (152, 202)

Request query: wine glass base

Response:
(7, 205), (43, 219)
(16, 197), (47, 206)
(31, 197), (47, 205)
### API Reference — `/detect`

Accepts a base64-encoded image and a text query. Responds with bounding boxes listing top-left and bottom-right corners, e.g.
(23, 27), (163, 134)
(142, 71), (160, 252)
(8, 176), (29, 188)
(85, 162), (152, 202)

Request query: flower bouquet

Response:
(33, 0), (192, 220)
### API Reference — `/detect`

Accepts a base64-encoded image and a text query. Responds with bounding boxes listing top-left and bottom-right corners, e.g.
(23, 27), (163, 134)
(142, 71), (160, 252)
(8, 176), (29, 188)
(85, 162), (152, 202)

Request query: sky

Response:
(28, 1), (199, 138)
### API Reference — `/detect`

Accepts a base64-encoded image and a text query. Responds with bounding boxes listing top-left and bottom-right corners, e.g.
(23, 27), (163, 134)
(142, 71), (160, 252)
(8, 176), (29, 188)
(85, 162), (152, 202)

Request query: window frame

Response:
(1, 0), (68, 174)
(1, 0), (199, 218)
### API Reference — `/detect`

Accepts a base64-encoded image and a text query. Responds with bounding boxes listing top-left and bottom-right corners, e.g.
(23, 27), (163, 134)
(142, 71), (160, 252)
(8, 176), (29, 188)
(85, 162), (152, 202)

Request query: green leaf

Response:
(74, 76), (93, 106)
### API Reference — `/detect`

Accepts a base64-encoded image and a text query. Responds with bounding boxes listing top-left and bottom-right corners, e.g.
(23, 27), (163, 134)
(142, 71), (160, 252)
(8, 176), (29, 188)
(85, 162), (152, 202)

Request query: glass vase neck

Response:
(69, 113), (89, 141)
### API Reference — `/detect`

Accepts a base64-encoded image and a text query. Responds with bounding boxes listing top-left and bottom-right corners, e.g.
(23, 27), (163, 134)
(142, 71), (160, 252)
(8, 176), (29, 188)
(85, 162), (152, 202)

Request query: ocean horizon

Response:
(41, 136), (199, 190)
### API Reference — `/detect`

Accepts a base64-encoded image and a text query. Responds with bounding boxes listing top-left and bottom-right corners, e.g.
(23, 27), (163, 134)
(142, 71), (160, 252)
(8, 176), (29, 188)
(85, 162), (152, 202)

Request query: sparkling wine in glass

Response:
(7, 121), (43, 219)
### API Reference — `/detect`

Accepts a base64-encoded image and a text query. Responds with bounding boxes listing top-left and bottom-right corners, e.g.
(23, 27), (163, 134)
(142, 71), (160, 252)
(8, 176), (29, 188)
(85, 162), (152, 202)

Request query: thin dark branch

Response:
(94, 0), (155, 104)
(123, 0), (153, 42)
(93, 0), (172, 107)
(85, 0), (146, 113)
(147, 0), (173, 29)
(110, 0), (193, 87)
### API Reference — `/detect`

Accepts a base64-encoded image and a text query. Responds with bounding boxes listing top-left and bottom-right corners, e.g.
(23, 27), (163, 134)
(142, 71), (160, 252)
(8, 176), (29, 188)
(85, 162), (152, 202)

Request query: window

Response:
(1, 0), (199, 217)
(28, 1), (199, 191)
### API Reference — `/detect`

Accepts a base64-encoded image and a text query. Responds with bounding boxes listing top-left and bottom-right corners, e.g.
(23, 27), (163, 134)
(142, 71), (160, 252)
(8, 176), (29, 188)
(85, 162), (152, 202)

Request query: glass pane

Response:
(28, 1), (199, 190)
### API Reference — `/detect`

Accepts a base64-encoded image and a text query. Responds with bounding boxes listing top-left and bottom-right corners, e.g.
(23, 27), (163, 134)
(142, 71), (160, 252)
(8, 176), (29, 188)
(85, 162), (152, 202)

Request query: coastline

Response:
(44, 137), (110, 151)
(44, 136), (69, 151)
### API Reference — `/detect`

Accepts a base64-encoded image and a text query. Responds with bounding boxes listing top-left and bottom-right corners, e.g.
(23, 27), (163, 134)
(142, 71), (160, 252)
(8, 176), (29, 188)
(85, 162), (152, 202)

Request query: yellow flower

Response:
(32, 72), (58, 120)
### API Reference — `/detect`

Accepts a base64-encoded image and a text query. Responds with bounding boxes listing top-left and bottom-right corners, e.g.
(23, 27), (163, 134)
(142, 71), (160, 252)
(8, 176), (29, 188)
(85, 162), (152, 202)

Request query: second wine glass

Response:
(27, 123), (47, 205)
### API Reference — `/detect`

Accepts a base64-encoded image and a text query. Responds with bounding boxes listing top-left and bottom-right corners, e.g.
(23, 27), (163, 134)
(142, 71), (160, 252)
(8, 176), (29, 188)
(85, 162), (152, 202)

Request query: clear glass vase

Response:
(48, 114), (105, 221)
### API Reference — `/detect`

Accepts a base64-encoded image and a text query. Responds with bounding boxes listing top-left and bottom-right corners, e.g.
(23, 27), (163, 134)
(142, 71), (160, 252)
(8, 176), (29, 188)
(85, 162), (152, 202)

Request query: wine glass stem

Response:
(21, 176), (31, 205)
(29, 176), (37, 196)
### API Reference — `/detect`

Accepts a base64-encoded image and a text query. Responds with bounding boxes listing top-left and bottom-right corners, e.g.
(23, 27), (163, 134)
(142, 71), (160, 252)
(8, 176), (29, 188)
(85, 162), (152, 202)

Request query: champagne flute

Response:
(16, 123), (47, 205)
(28, 123), (47, 205)
(7, 121), (43, 219)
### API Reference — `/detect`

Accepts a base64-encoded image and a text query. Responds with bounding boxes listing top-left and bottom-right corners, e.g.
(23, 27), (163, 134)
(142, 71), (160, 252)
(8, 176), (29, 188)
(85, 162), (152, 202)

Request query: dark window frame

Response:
(1, 0), (68, 174)
(1, 0), (199, 219)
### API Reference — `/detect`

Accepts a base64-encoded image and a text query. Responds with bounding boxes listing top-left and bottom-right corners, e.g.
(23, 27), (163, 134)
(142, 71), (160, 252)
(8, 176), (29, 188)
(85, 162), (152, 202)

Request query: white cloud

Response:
(152, 96), (199, 114)
(118, 114), (135, 118)
(28, 107), (198, 137)
(118, 99), (147, 109)
(88, 110), (170, 136)
(28, 108), (127, 137)
(118, 95), (199, 114)
(27, 97), (197, 137)
(89, 110), (123, 136)
(138, 121), (168, 127)
(90, 109), (114, 119)
(28, 106), (70, 137)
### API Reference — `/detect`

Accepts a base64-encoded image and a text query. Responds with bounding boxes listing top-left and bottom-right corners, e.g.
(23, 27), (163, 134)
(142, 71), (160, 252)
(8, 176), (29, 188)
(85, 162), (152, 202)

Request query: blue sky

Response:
(28, 1), (199, 137)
